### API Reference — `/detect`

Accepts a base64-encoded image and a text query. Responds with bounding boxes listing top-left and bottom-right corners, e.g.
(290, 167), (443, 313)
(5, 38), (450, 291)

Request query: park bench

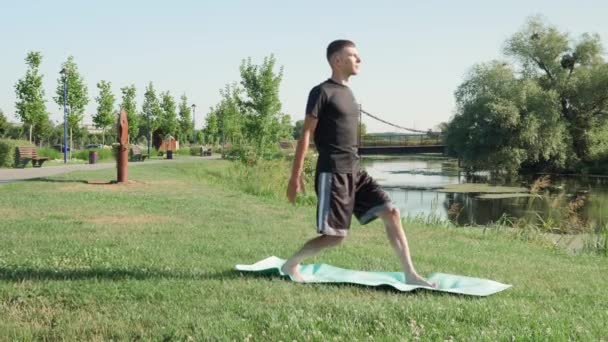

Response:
(16, 146), (50, 168)
(130, 145), (149, 162)
(203, 147), (212, 156)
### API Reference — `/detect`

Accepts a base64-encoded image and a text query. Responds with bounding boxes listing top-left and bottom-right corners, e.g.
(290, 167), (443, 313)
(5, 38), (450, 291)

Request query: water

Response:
(363, 156), (608, 229)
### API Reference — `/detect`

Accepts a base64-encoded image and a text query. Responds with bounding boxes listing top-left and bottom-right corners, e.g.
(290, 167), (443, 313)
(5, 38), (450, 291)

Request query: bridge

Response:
(357, 108), (445, 155)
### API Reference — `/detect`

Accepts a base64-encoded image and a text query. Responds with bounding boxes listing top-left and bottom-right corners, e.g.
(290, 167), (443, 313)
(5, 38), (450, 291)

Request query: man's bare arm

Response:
(287, 115), (318, 203)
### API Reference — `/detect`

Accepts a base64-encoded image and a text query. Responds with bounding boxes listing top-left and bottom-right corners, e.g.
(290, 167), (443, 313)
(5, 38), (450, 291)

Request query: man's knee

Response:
(322, 235), (346, 246)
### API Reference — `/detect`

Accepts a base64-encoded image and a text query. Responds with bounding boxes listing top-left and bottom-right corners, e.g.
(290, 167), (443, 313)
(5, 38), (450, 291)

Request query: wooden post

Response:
(117, 107), (129, 183)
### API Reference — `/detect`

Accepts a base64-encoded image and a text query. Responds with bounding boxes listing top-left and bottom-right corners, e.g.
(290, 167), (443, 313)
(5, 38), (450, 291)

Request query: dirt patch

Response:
(0, 208), (20, 219)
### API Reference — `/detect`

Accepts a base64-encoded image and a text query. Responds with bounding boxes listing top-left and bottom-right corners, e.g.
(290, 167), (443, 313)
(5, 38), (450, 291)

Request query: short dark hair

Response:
(326, 40), (356, 62)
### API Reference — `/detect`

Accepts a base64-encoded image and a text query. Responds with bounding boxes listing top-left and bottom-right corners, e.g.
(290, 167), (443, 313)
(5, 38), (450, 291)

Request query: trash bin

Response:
(166, 150), (173, 159)
(89, 151), (98, 164)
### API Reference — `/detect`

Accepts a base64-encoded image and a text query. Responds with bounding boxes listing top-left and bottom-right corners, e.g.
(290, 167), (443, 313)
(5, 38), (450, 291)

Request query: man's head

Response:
(326, 39), (361, 76)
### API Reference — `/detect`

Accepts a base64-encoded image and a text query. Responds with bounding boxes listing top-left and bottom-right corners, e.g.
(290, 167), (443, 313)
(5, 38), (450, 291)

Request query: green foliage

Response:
(178, 94), (193, 144)
(202, 55), (288, 163)
(159, 91), (178, 137)
(14, 51), (48, 143)
(239, 55), (284, 151)
(174, 147), (192, 156)
(94, 80), (116, 144)
(447, 17), (608, 173)
(54, 56), (89, 132)
(141, 82), (162, 142)
(37, 147), (62, 160)
(0, 109), (8, 137)
(0, 139), (33, 167)
(120, 85), (138, 141)
(72, 148), (114, 161)
(292, 119), (304, 140)
(203, 110), (219, 145)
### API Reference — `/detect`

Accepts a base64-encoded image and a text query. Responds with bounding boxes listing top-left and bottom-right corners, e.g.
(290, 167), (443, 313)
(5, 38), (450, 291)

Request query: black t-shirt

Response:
(305, 79), (360, 173)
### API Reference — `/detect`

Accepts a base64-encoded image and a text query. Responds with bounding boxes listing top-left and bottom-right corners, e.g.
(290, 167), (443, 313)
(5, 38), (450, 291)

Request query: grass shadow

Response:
(0, 267), (240, 282)
(21, 178), (90, 184)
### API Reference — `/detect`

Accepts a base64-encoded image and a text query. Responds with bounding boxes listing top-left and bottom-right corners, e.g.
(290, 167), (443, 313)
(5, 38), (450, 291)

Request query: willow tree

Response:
(446, 16), (608, 173)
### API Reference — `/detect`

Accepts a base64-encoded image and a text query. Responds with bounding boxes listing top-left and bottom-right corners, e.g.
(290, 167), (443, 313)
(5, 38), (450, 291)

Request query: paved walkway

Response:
(0, 156), (219, 184)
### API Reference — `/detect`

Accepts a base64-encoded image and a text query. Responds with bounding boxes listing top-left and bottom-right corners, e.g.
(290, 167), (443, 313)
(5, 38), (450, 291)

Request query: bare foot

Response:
(281, 262), (306, 282)
(405, 272), (436, 288)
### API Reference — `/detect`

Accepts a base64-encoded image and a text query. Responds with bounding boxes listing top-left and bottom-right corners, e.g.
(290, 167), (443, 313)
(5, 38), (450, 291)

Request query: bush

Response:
(174, 147), (191, 156)
(0, 139), (33, 168)
(72, 148), (114, 161)
(37, 147), (62, 160)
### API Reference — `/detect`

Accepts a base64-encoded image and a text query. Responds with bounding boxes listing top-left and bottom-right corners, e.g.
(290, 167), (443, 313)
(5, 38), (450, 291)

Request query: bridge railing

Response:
(361, 133), (443, 147)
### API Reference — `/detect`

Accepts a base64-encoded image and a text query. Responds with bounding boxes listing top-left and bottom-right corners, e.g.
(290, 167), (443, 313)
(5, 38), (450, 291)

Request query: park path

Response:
(0, 156), (219, 184)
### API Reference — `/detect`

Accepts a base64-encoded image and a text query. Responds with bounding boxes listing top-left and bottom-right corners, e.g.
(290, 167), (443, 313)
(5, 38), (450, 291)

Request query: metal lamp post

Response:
(147, 108), (151, 157)
(191, 103), (196, 145)
(60, 68), (68, 163)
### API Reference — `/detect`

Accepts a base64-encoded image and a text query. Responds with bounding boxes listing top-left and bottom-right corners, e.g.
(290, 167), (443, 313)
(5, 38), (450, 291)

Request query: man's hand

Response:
(286, 175), (304, 203)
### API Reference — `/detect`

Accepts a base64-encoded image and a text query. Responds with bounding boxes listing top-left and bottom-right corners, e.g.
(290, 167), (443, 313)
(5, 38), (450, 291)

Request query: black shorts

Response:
(314, 170), (393, 236)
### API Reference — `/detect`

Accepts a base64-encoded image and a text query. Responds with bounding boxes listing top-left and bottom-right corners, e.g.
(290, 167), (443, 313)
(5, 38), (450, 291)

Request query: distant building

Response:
(82, 123), (104, 134)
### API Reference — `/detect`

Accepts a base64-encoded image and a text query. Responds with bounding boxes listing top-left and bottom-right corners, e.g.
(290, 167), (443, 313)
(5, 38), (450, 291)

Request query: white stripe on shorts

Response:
(317, 172), (332, 233)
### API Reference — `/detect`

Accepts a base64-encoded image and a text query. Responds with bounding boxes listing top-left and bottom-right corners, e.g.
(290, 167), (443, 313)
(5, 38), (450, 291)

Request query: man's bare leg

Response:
(379, 207), (435, 287)
(281, 235), (344, 282)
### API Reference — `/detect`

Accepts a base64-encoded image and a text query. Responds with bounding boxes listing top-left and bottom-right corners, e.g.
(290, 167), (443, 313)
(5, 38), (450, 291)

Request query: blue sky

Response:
(1, 0), (607, 132)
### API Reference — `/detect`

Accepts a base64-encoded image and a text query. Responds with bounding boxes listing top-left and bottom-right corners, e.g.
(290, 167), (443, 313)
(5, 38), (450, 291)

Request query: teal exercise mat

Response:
(235, 256), (511, 297)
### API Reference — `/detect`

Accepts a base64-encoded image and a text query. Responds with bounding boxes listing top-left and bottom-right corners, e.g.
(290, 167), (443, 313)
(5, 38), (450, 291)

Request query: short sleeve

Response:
(305, 86), (326, 118)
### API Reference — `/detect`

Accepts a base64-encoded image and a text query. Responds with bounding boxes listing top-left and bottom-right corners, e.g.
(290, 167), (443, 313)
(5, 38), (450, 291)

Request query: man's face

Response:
(335, 46), (361, 76)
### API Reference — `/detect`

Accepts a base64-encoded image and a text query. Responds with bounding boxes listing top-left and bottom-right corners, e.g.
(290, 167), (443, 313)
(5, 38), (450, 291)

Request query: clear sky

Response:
(1, 0), (607, 133)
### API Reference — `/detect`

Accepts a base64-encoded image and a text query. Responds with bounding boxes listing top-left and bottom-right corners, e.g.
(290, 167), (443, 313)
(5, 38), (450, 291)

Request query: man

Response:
(282, 39), (434, 287)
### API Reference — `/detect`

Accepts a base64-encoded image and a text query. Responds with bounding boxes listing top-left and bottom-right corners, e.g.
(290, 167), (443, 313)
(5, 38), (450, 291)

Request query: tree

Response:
(178, 94), (193, 144)
(446, 16), (608, 173)
(120, 85), (138, 141)
(204, 109), (219, 145)
(141, 82), (162, 148)
(54, 56), (89, 152)
(293, 119), (304, 140)
(120, 85), (138, 142)
(159, 91), (178, 138)
(0, 109), (7, 137)
(239, 55), (284, 151)
(446, 61), (568, 173)
(216, 83), (244, 145)
(504, 16), (608, 163)
(32, 117), (53, 146)
(94, 80), (116, 144)
(15, 51), (48, 143)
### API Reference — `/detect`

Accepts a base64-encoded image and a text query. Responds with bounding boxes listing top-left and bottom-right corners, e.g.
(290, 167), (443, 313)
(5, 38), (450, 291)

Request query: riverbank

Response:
(0, 160), (606, 340)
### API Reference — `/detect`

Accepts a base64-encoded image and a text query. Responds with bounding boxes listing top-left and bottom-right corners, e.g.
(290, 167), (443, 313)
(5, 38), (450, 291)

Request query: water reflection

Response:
(363, 156), (608, 230)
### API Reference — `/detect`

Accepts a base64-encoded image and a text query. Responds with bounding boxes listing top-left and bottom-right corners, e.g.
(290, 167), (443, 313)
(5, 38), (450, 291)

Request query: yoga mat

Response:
(235, 256), (511, 297)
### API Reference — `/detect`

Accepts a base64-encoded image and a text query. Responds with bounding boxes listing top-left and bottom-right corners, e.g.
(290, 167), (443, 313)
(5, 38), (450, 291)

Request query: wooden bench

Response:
(203, 147), (212, 156)
(16, 146), (49, 168)
(130, 145), (149, 161)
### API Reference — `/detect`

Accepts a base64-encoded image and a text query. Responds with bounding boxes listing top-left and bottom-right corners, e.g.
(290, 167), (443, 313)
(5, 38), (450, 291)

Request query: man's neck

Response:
(330, 71), (350, 86)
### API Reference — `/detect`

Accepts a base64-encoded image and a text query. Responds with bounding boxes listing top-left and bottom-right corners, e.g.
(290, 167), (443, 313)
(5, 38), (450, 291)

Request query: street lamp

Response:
(60, 68), (68, 164)
(191, 103), (196, 145)
(147, 108), (151, 157)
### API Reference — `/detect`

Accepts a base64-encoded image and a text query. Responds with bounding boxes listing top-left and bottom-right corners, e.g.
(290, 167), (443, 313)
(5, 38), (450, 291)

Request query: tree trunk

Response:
(29, 124), (33, 143)
(102, 128), (105, 145)
(70, 127), (73, 160)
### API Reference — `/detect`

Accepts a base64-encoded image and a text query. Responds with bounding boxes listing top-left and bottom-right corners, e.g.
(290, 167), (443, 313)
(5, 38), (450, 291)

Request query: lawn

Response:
(0, 160), (606, 340)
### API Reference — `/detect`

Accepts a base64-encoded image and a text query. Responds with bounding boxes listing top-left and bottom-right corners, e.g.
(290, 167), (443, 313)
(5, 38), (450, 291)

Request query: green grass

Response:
(0, 160), (607, 340)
